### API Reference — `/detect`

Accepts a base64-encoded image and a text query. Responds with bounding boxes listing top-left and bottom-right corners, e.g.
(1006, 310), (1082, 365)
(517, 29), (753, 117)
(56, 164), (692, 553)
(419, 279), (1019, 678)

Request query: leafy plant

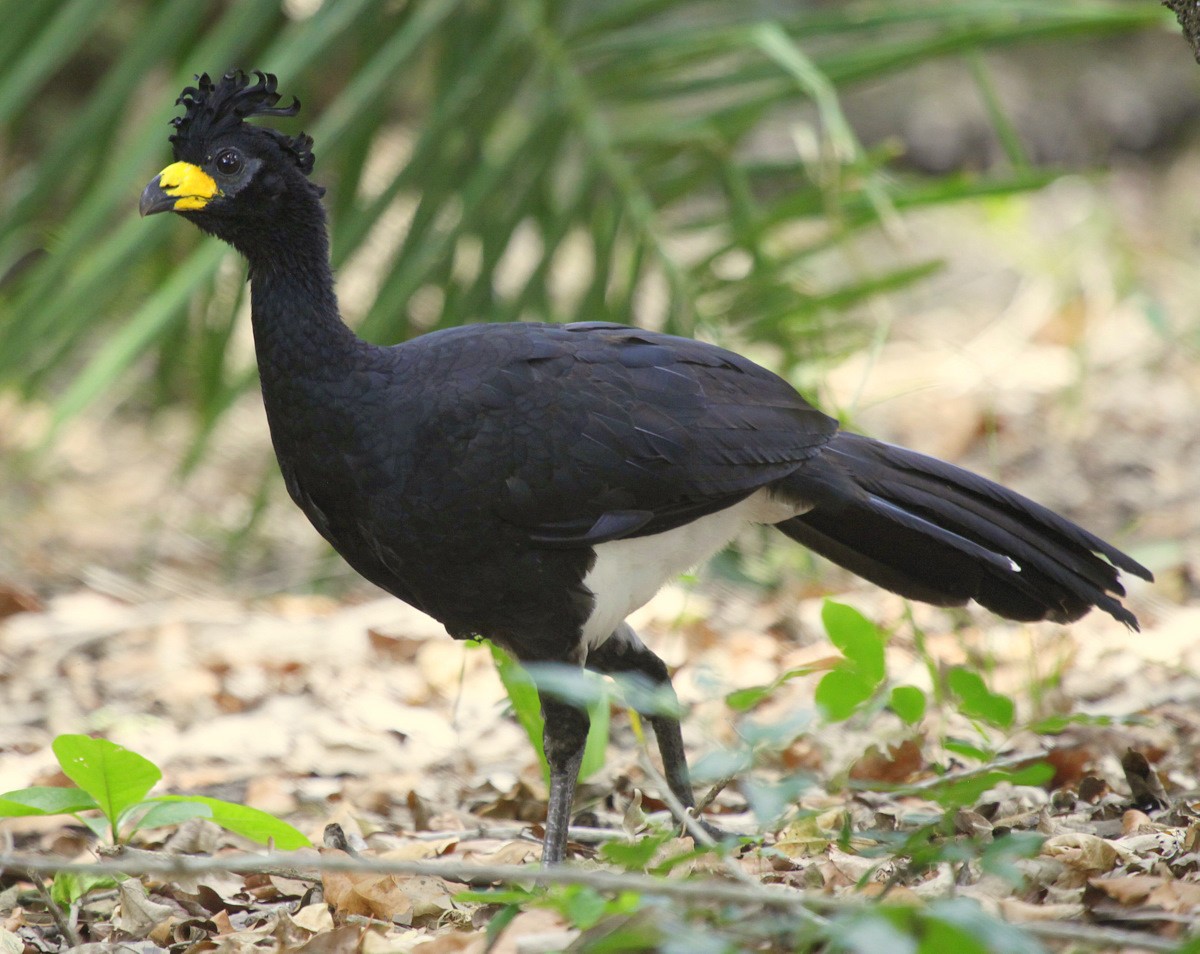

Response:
(487, 644), (612, 785)
(0, 734), (309, 848)
(0, 0), (1166, 461)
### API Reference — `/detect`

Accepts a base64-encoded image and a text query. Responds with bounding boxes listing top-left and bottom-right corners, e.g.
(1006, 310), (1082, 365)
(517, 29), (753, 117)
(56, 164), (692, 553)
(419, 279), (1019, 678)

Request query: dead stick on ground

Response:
(0, 850), (1185, 952)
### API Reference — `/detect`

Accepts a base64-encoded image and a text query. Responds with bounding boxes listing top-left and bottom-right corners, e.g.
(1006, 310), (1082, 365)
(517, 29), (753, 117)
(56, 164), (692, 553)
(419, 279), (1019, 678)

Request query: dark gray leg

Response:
(539, 692), (590, 865)
(586, 622), (694, 813)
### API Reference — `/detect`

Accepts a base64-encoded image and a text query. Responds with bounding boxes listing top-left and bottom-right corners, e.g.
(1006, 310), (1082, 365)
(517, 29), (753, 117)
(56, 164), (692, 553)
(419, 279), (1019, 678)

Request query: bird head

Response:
(140, 71), (324, 244)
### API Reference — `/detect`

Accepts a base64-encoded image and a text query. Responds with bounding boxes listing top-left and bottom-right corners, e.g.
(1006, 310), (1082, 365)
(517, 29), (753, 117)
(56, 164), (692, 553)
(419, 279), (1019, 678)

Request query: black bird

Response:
(140, 71), (1152, 864)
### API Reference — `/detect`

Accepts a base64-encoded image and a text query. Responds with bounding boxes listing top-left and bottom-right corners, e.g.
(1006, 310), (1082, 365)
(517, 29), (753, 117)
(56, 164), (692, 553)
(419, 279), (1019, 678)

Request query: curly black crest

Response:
(170, 70), (316, 175)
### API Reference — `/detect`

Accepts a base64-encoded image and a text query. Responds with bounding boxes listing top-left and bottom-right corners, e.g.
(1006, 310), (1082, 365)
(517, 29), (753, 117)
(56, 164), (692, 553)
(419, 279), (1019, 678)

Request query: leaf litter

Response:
(0, 168), (1197, 951)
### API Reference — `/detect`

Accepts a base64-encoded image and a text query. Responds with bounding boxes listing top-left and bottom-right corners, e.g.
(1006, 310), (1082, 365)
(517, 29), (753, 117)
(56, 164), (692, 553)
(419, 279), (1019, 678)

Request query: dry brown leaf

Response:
(1121, 749), (1169, 812)
(486, 908), (573, 954)
(1121, 809), (1155, 835)
(860, 883), (923, 904)
(0, 583), (40, 619)
(410, 931), (484, 953)
(210, 909), (235, 935)
(323, 857), (456, 927)
(998, 898), (1083, 922)
(1043, 746), (1093, 790)
(473, 778), (546, 822)
(113, 880), (180, 939)
(1090, 875), (1200, 913)
(291, 925), (365, 954)
(848, 738), (924, 784)
(1042, 833), (1131, 875)
(290, 904), (336, 934)
(465, 840), (541, 867)
(773, 808), (847, 859)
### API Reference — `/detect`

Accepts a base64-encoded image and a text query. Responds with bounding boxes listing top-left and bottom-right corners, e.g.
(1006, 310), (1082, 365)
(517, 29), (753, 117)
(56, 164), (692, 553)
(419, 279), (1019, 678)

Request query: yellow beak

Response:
(139, 161), (220, 216)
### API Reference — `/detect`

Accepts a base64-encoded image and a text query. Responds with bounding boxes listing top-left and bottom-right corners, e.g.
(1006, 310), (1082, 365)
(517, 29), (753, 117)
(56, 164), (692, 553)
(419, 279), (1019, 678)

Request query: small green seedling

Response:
(0, 734), (309, 848)
(487, 643), (612, 785)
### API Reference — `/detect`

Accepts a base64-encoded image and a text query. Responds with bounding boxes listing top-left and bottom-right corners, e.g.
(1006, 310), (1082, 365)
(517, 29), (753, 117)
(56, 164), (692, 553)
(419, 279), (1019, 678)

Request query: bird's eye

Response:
(214, 149), (242, 176)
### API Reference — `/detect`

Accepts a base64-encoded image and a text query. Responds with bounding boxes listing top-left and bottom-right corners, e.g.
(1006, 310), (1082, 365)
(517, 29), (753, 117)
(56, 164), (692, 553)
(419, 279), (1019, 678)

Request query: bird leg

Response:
(539, 691), (589, 865)
(586, 623), (696, 818)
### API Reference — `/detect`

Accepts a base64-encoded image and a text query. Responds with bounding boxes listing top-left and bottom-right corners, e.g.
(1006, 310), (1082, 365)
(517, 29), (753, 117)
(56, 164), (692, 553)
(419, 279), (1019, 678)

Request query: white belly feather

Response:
(579, 488), (807, 650)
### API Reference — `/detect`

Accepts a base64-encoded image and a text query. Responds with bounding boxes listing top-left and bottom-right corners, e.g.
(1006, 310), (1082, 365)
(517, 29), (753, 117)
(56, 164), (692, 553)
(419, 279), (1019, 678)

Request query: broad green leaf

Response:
(491, 649), (610, 783)
(815, 668), (875, 722)
(490, 643), (549, 776)
(725, 685), (770, 712)
(146, 796), (310, 849)
(890, 686), (926, 725)
(1027, 713), (1125, 734)
(559, 885), (609, 931)
(454, 886), (538, 906)
(942, 738), (992, 762)
(946, 668), (1014, 729)
(821, 601), (885, 683)
(909, 762), (1052, 810)
(51, 735), (161, 839)
(50, 871), (118, 908)
(126, 798), (213, 832)
(725, 665), (818, 712)
(925, 897), (1037, 954)
(600, 830), (674, 870)
(0, 786), (99, 817)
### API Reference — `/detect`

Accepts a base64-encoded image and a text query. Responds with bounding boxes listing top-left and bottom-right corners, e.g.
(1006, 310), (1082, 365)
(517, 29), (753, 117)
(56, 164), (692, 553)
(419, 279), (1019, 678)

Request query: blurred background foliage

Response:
(0, 0), (1177, 466)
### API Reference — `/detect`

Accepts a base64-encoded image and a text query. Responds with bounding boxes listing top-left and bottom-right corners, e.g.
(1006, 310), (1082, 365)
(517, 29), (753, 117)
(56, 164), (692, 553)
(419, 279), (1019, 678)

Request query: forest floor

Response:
(0, 147), (1198, 952)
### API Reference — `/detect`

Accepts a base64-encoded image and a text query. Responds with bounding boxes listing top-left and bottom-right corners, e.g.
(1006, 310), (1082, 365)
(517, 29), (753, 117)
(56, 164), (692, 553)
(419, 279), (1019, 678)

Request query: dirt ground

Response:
(0, 141), (1197, 950)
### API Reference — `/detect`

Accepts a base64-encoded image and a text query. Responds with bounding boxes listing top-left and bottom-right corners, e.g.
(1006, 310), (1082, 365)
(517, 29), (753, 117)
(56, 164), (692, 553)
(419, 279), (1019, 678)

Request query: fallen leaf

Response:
(291, 903), (335, 933)
(998, 898), (1083, 922)
(848, 738), (923, 784)
(1089, 874), (1200, 913)
(289, 925), (364, 954)
(113, 880), (180, 938)
(1042, 833), (1130, 876)
(1121, 749), (1169, 812)
(0, 583), (40, 619)
(486, 908), (573, 954)
(1121, 809), (1154, 835)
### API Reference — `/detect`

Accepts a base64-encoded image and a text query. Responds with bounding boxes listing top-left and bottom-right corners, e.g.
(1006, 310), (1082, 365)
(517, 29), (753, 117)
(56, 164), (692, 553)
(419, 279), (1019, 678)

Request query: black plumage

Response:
(140, 71), (1152, 864)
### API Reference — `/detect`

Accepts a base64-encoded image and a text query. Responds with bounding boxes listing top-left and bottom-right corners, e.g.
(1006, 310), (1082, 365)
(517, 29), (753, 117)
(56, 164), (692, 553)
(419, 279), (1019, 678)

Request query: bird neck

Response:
(243, 205), (360, 381)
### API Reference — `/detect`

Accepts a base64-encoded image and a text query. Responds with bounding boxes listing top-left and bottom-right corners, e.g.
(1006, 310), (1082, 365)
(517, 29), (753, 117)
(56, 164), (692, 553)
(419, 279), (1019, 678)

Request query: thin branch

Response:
(0, 849), (818, 912)
(0, 850), (1185, 950)
(28, 871), (80, 947)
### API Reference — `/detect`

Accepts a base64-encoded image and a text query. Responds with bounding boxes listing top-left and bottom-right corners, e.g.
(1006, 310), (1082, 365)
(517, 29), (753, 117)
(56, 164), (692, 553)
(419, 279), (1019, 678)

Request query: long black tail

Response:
(777, 433), (1152, 629)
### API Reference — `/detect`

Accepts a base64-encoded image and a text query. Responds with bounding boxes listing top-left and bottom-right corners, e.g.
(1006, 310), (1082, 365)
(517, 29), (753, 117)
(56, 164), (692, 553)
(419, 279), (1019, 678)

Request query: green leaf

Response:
(126, 798), (213, 832)
(889, 686), (926, 725)
(601, 831), (673, 870)
(1026, 712), (1123, 735)
(946, 668), (1014, 729)
(725, 685), (770, 711)
(925, 897), (1037, 954)
(942, 738), (992, 762)
(560, 885), (609, 931)
(51, 735), (161, 840)
(144, 796), (310, 849)
(491, 643), (548, 776)
(490, 649), (610, 783)
(725, 666), (818, 712)
(455, 886), (538, 906)
(0, 786), (99, 817)
(816, 668), (875, 722)
(50, 871), (118, 908)
(821, 600), (885, 683)
(910, 762), (1053, 811)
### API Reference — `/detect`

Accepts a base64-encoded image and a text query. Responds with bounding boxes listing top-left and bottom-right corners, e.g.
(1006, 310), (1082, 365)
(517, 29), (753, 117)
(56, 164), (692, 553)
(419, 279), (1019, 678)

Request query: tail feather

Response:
(777, 433), (1151, 629)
